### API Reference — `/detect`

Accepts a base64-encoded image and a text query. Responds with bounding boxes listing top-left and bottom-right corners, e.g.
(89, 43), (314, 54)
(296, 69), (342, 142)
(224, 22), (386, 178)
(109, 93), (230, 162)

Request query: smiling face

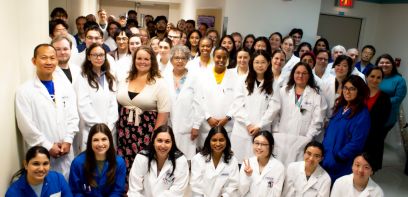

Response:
(366, 69), (383, 90)
(304, 146), (323, 171)
(213, 49), (228, 71)
(269, 34), (281, 50)
(91, 132), (110, 158)
(316, 41), (326, 51)
(32, 46), (58, 78)
(378, 58), (393, 76)
(315, 52), (329, 68)
(352, 155), (373, 182)
(53, 38), (71, 65)
(189, 32), (200, 47)
(199, 39), (212, 57)
(159, 41), (171, 58)
(154, 132), (172, 159)
(253, 54), (269, 76)
(343, 81), (358, 102)
(129, 36), (142, 54)
(301, 55), (315, 69)
(236, 50), (250, 70)
(135, 49), (152, 73)
(88, 46), (105, 69)
(294, 65), (310, 88)
(221, 37), (234, 52)
(210, 133), (226, 155)
(233, 35), (242, 49)
(299, 46), (310, 58)
(244, 37), (254, 49)
(335, 60), (350, 79)
(272, 52), (285, 73)
(254, 41), (267, 51)
(253, 135), (270, 159)
(115, 31), (129, 51)
(24, 153), (50, 185)
(281, 38), (294, 56)
(171, 51), (188, 72)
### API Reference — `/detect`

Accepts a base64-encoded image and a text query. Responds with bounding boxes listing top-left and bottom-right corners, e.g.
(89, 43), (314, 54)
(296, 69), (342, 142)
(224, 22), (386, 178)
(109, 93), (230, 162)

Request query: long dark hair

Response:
(82, 43), (116, 91)
(245, 50), (273, 95)
(186, 30), (202, 50)
(145, 125), (182, 176)
(219, 35), (237, 68)
(252, 131), (275, 158)
(333, 75), (369, 118)
(313, 38), (330, 56)
(10, 146), (50, 184)
(375, 53), (400, 76)
(286, 62), (320, 93)
(333, 55), (353, 92)
(200, 126), (233, 164)
(252, 36), (272, 56)
(128, 46), (161, 83)
(84, 123), (117, 187)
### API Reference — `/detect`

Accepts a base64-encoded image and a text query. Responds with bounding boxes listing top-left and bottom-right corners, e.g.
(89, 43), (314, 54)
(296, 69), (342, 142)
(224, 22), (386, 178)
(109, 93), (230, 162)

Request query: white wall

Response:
(224, 0), (321, 44)
(320, 0), (381, 49)
(375, 3), (408, 123)
(0, 0), (49, 194)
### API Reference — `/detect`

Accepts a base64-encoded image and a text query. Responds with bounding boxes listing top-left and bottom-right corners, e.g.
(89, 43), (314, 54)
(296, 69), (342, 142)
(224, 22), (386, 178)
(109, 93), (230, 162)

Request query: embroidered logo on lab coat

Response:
(264, 176), (274, 188)
(163, 170), (175, 185)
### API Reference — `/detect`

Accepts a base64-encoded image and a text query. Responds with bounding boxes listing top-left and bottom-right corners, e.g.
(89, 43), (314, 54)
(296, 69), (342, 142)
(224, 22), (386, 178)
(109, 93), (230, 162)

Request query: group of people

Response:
(7, 7), (407, 197)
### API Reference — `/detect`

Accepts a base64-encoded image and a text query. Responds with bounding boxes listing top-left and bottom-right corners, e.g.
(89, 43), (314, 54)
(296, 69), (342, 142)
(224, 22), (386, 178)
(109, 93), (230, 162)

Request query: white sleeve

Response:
(15, 88), (53, 150)
(231, 81), (250, 126)
(221, 158), (240, 197)
(159, 156), (190, 197)
(282, 163), (295, 197)
(191, 76), (205, 129)
(306, 93), (326, 139)
(190, 154), (206, 196)
(317, 172), (331, 197)
(127, 154), (148, 197)
(271, 163), (285, 197)
(239, 161), (252, 196)
(257, 89), (281, 129)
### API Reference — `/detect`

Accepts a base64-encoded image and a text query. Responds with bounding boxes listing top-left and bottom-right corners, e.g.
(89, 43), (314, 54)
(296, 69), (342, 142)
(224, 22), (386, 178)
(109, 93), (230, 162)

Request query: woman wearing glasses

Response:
(74, 43), (118, 152)
(239, 131), (284, 197)
(322, 75), (370, 183)
(109, 28), (133, 80)
(274, 62), (327, 166)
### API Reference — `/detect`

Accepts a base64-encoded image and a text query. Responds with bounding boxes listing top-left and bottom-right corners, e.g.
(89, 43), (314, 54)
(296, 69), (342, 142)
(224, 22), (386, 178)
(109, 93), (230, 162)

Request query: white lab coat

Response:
(281, 54), (300, 77)
(191, 153), (240, 197)
(274, 85), (327, 165)
(282, 161), (331, 197)
(127, 152), (189, 197)
(164, 69), (201, 160)
(15, 74), (79, 179)
(74, 72), (118, 151)
(230, 80), (279, 163)
(196, 69), (238, 147)
(110, 52), (132, 81)
(54, 65), (81, 85)
(331, 174), (384, 197)
(239, 156), (285, 197)
(186, 56), (215, 75)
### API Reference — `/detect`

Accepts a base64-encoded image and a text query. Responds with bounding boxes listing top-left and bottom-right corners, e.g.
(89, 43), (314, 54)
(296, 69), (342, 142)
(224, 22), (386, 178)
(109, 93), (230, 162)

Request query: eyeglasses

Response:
(116, 37), (129, 41)
(168, 35), (181, 40)
(90, 53), (105, 59)
(86, 36), (102, 41)
(173, 56), (187, 61)
(295, 72), (309, 76)
(316, 57), (328, 62)
(254, 142), (269, 147)
(342, 86), (357, 92)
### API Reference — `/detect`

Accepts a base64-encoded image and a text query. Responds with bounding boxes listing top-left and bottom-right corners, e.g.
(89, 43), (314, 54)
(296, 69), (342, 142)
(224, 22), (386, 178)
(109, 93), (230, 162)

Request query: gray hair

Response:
(169, 45), (191, 60)
(331, 45), (346, 55)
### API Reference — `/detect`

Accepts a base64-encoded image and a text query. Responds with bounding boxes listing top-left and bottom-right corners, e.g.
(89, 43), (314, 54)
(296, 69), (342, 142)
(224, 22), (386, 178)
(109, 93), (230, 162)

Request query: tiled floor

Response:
(372, 128), (408, 197)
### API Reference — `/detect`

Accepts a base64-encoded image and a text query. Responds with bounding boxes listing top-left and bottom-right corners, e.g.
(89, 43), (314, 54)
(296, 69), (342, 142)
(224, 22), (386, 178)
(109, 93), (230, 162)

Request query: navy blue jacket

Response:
(69, 152), (126, 197)
(6, 171), (72, 197)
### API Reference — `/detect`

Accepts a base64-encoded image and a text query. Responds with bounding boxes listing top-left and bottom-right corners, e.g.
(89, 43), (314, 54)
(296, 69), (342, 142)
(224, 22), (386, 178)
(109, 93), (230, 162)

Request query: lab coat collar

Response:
(299, 162), (324, 193)
(17, 172), (49, 194)
(357, 176), (379, 197)
(33, 74), (57, 103)
(252, 157), (276, 184)
(208, 155), (227, 177)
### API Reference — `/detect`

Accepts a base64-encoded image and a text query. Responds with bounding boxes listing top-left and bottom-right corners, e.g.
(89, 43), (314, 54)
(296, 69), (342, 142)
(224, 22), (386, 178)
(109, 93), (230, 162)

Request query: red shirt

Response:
(365, 91), (380, 111)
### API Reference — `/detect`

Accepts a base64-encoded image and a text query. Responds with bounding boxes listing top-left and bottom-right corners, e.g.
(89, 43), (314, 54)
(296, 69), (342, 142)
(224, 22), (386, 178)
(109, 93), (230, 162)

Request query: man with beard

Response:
(51, 36), (80, 85)
(155, 15), (168, 39)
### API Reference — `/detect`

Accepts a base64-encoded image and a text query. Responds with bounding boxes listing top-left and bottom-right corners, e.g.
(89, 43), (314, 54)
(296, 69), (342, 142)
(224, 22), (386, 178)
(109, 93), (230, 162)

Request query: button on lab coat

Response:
(74, 72), (118, 151)
(239, 156), (285, 197)
(191, 153), (240, 197)
(127, 152), (189, 197)
(282, 161), (331, 197)
(15, 74), (79, 178)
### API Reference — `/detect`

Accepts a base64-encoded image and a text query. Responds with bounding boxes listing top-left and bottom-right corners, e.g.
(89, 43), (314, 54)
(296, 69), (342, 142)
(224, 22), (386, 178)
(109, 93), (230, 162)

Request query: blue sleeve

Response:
(109, 156), (127, 197)
(391, 77), (407, 106)
(58, 173), (73, 197)
(336, 109), (370, 161)
(69, 158), (85, 197)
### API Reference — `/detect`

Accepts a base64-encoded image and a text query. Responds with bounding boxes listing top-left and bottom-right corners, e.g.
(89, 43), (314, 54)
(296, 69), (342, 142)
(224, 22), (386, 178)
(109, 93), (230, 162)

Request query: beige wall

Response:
(0, 0), (49, 194)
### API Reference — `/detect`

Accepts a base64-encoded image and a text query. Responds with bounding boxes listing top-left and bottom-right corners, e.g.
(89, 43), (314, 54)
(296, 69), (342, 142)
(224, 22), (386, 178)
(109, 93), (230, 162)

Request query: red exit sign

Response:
(335, 0), (354, 8)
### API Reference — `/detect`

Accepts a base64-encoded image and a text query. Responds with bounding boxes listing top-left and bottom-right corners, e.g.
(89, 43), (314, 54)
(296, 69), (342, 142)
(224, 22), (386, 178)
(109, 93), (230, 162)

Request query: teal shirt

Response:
(379, 74), (407, 127)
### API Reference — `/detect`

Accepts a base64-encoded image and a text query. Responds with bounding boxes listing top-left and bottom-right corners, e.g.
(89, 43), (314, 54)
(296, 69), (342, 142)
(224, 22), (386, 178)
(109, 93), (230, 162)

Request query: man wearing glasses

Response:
(167, 28), (182, 46)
